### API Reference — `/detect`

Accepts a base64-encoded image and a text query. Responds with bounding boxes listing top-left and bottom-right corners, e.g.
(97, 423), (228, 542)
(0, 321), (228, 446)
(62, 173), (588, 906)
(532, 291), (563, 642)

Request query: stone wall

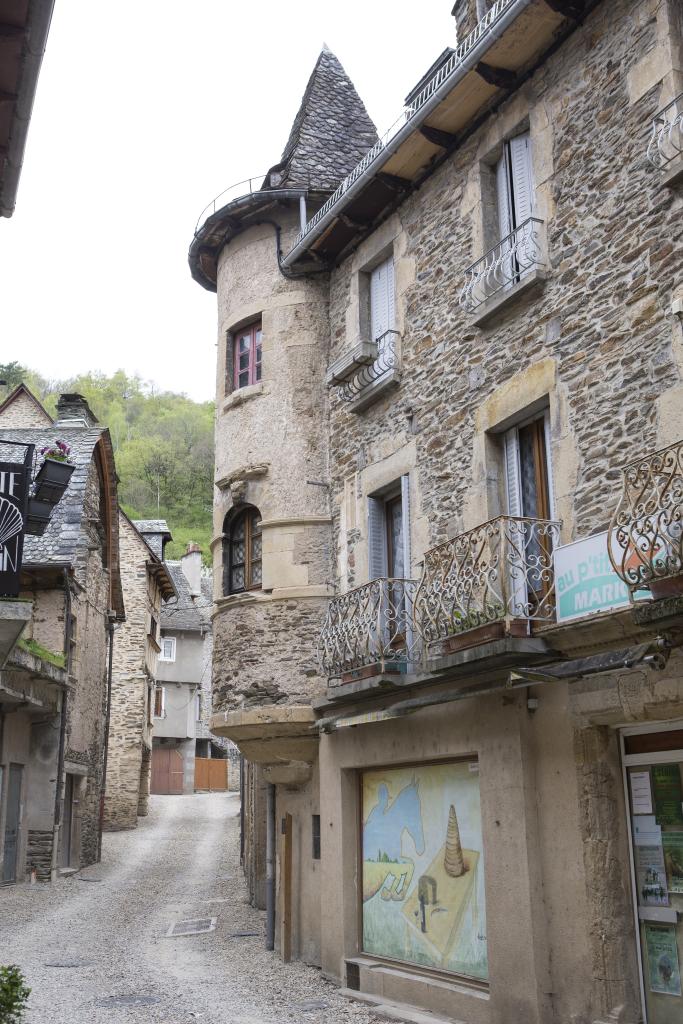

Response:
(26, 829), (54, 882)
(104, 515), (162, 830)
(0, 388), (52, 428)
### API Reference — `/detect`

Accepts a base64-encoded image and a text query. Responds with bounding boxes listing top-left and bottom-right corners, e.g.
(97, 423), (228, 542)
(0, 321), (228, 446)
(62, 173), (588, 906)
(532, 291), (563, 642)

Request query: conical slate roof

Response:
(266, 46), (378, 192)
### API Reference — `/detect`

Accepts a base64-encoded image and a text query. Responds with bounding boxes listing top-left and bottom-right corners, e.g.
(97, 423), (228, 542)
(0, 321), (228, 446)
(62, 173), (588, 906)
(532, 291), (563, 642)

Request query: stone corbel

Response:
(215, 463), (270, 503)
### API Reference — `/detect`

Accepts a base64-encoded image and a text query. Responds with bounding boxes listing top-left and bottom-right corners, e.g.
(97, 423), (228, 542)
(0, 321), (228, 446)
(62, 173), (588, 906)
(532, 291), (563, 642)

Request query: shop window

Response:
(622, 728), (683, 1019)
(223, 505), (262, 595)
(361, 759), (487, 981)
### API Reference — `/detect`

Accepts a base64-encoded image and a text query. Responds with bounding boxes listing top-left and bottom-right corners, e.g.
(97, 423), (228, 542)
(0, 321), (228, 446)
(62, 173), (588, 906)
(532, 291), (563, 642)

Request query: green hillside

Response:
(0, 363), (214, 565)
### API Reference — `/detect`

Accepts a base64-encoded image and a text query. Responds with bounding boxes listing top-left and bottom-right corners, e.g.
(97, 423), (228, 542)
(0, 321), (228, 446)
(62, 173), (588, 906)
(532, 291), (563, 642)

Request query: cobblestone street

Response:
(0, 794), (376, 1024)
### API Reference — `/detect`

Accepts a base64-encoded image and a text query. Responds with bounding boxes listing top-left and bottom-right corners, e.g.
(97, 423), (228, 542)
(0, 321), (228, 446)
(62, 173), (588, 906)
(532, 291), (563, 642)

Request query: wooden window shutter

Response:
(370, 256), (394, 341)
(504, 427), (523, 517)
(400, 474), (411, 578)
(543, 410), (555, 519)
(368, 496), (388, 581)
(508, 132), (534, 226)
(496, 149), (513, 242)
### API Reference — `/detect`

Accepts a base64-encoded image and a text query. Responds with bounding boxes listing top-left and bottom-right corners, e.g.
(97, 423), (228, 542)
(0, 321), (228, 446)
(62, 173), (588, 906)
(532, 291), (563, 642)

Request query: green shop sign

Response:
(554, 531), (646, 623)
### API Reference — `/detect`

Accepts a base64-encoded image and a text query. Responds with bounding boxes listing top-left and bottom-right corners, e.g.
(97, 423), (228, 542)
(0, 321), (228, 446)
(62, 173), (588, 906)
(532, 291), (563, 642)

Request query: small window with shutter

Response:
(369, 256), (396, 344)
(367, 475), (412, 582)
(496, 132), (534, 243)
(503, 411), (553, 521)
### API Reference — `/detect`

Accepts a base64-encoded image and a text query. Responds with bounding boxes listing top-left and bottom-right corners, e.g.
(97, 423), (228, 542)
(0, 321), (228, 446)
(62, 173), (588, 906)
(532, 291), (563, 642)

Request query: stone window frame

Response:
(224, 316), (263, 398)
(466, 114), (550, 327)
(223, 504), (263, 596)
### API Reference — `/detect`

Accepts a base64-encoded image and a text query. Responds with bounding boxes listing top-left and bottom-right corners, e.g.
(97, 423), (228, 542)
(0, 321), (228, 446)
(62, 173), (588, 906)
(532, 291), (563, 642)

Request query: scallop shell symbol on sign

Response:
(0, 496), (23, 547)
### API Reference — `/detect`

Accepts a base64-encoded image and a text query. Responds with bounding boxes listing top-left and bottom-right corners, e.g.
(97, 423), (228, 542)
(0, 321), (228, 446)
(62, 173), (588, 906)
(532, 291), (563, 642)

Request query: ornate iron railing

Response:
(414, 516), (561, 647)
(646, 93), (683, 169)
(608, 439), (683, 591)
(337, 330), (400, 402)
(459, 218), (546, 312)
(292, 0), (518, 249)
(319, 578), (420, 678)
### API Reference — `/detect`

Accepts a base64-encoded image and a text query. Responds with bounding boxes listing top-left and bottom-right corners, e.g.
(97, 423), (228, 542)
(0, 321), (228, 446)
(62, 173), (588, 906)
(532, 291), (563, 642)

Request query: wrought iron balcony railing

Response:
(336, 330), (401, 403)
(318, 578), (420, 678)
(646, 93), (683, 170)
(459, 217), (546, 313)
(414, 515), (561, 648)
(292, 0), (517, 249)
(608, 438), (683, 592)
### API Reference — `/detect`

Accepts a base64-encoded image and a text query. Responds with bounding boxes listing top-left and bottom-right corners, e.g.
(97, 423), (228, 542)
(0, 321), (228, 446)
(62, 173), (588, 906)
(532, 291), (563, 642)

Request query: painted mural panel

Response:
(361, 760), (487, 980)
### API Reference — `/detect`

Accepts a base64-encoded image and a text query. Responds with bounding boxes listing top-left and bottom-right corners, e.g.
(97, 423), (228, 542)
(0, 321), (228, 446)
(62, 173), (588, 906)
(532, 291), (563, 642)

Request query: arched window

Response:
(224, 506), (262, 595)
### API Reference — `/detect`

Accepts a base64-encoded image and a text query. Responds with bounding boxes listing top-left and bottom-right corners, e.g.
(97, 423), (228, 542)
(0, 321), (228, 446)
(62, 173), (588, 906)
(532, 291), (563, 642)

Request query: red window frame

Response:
(233, 321), (262, 390)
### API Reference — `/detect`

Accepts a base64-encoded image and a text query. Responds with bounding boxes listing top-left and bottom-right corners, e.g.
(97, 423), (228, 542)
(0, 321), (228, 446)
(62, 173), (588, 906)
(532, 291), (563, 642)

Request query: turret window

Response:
(232, 321), (262, 390)
(224, 506), (262, 594)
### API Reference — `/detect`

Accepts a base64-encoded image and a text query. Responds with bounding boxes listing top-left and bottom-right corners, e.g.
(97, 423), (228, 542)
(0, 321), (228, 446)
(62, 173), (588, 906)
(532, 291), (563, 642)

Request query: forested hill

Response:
(0, 364), (214, 564)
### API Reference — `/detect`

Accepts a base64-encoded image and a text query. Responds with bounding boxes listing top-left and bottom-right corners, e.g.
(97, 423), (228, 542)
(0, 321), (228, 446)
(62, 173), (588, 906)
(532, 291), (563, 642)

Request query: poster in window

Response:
(663, 833), (683, 894)
(652, 764), (683, 826)
(633, 815), (669, 906)
(645, 923), (682, 996)
(361, 761), (487, 980)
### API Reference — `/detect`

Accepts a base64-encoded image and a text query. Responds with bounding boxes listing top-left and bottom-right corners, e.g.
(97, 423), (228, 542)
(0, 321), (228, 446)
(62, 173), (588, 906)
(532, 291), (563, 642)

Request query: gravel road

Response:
(0, 792), (377, 1024)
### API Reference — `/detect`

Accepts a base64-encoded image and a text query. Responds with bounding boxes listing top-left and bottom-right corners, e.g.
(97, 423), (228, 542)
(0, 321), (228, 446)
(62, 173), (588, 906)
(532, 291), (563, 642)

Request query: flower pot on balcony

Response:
(34, 458), (75, 504)
(650, 574), (683, 600)
(25, 498), (53, 536)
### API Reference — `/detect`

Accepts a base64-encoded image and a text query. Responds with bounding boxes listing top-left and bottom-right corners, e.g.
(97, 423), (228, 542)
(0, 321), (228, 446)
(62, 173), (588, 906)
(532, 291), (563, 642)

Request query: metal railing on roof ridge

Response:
(194, 174), (269, 236)
(292, 0), (517, 249)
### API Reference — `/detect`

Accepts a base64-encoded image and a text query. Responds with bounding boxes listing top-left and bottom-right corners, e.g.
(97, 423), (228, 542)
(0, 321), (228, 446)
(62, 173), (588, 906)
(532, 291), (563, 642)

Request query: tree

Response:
(0, 966), (30, 1024)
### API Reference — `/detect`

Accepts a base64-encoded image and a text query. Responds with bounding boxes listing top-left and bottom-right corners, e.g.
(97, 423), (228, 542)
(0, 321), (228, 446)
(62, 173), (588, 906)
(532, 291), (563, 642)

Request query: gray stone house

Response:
(103, 513), (175, 830)
(151, 540), (229, 794)
(0, 388), (124, 881)
(190, 4), (683, 1024)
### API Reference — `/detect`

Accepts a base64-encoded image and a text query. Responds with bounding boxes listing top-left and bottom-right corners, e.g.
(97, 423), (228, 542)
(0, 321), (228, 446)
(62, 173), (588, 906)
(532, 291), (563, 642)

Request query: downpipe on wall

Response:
(265, 781), (276, 950)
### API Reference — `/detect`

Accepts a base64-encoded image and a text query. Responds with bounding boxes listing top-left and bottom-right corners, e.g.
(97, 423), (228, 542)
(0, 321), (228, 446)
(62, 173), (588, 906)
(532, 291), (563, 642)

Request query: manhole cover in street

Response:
(166, 917), (216, 937)
(294, 1001), (330, 1011)
(229, 931), (259, 938)
(96, 995), (161, 1007)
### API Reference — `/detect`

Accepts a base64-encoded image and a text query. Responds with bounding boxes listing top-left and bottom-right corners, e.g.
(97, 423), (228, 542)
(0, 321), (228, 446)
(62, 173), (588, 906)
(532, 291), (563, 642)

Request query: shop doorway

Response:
(622, 724), (683, 1023)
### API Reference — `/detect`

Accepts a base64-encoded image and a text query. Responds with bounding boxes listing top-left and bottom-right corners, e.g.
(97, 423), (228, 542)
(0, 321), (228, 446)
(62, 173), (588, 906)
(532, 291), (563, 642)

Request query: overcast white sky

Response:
(1, 1), (455, 401)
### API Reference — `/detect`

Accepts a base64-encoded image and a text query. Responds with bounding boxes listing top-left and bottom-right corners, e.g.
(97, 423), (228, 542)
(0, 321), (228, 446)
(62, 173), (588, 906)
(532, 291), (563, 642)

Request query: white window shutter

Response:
(496, 149), (513, 242)
(368, 497), (388, 580)
(504, 427), (523, 517)
(543, 409), (555, 519)
(370, 256), (394, 341)
(386, 258), (395, 333)
(508, 133), (534, 226)
(400, 474), (411, 578)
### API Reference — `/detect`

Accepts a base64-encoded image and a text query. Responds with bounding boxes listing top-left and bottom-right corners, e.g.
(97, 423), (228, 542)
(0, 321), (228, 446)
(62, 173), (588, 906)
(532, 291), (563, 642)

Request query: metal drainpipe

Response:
(265, 782), (276, 950)
(97, 611), (116, 861)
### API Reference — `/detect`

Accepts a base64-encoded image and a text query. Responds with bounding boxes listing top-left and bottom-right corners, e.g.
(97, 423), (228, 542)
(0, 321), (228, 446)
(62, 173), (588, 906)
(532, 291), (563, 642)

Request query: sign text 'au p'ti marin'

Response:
(0, 461), (28, 597)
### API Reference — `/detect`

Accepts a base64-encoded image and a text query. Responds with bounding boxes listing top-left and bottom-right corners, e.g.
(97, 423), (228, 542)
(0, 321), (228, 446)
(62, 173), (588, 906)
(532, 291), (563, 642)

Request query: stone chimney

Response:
(451, 0), (487, 42)
(54, 393), (99, 429)
(181, 543), (202, 597)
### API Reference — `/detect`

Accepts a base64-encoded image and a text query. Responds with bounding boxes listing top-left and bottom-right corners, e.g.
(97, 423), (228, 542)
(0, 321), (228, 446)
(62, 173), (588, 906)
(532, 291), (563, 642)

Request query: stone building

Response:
(103, 513), (175, 830)
(152, 543), (229, 794)
(190, 4), (683, 1023)
(0, 388), (124, 880)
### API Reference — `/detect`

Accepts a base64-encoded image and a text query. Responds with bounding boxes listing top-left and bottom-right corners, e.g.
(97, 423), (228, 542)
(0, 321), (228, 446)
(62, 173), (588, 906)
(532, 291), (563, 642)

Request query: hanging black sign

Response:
(0, 461), (28, 597)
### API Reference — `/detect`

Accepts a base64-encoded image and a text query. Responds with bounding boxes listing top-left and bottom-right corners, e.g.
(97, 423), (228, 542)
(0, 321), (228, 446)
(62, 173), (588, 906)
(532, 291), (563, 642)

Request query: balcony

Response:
(608, 438), (683, 600)
(646, 93), (683, 187)
(414, 515), (561, 657)
(328, 330), (402, 412)
(318, 578), (420, 680)
(459, 218), (547, 324)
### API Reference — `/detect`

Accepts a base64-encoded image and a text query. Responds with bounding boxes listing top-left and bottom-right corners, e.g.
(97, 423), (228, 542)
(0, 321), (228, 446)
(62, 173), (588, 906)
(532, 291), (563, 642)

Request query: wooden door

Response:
(151, 748), (185, 795)
(2, 764), (23, 883)
(195, 757), (209, 792)
(208, 759), (227, 792)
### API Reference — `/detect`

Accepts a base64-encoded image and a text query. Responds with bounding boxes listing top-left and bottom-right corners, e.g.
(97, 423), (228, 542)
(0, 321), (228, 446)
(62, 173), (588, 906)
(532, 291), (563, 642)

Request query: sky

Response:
(1, 1), (455, 402)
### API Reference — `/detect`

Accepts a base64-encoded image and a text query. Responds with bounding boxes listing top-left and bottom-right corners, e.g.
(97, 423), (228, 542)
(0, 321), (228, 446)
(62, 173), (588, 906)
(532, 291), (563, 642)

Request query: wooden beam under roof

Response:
(419, 124), (458, 149)
(475, 62), (518, 89)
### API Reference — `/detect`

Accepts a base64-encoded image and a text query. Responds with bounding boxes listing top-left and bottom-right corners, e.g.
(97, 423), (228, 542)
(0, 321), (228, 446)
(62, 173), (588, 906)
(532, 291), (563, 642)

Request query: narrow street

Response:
(0, 794), (375, 1024)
